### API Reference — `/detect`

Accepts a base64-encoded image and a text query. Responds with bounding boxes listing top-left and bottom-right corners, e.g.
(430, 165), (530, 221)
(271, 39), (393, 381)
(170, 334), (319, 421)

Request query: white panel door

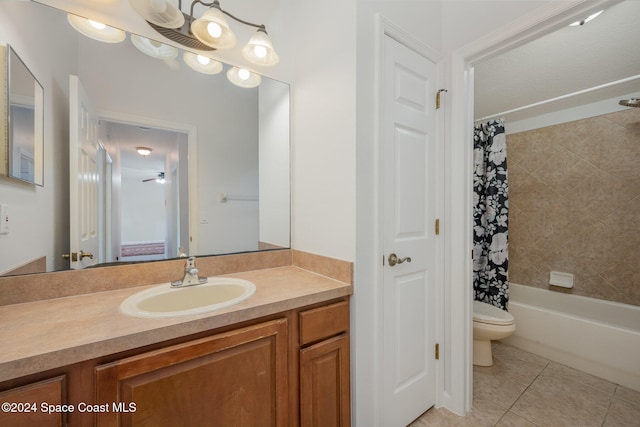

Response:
(69, 75), (100, 269)
(382, 35), (437, 427)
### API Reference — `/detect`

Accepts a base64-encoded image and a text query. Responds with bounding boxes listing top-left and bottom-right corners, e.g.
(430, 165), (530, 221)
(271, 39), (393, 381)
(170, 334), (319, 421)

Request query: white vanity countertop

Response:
(0, 266), (352, 382)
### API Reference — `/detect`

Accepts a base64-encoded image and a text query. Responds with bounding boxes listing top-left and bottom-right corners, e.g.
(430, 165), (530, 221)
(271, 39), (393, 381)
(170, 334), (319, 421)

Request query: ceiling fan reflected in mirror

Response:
(142, 172), (166, 183)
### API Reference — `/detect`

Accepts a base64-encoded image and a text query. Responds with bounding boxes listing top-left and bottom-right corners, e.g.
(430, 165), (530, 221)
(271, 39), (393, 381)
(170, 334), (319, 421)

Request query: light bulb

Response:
(196, 55), (210, 65)
(207, 22), (222, 38)
(150, 0), (167, 13)
(238, 69), (251, 81)
(253, 45), (267, 58)
(88, 19), (106, 30)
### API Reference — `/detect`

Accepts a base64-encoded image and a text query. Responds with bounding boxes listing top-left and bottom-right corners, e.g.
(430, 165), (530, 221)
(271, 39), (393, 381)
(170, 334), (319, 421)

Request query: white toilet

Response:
(473, 300), (516, 366)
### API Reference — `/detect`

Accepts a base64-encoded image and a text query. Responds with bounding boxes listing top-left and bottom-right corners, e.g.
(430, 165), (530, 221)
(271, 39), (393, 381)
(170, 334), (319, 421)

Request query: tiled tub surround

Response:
(507, 108), (640, 306)
(0, 249), (353, 382)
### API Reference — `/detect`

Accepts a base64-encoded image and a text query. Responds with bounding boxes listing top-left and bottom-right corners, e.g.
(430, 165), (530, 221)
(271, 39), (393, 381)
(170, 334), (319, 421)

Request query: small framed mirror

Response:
(2, 44), (44, 186)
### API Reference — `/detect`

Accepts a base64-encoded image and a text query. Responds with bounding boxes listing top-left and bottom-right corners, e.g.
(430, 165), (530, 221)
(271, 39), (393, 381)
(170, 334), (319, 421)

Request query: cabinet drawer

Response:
(299, 300), (349, 346)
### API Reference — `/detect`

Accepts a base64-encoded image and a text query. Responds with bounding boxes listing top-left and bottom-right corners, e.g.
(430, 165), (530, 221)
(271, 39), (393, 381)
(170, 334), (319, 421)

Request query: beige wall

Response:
(508, 108), (640, 306)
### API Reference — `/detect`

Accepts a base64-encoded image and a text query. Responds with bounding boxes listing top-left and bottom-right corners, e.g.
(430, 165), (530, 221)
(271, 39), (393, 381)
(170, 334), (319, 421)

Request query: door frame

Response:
(372, 14), (445, 424)
(96, 110), (199, 256)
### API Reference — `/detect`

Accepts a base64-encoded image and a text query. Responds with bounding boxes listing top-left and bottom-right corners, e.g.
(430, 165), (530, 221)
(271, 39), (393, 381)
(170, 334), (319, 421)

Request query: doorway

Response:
(98, 119), (189, 263)
(449, 0), (629, 415)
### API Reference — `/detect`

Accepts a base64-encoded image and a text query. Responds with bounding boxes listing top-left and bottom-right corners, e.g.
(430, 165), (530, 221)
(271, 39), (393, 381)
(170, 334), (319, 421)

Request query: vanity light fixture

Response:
(183, 51), (223, 74)
(130, 0), (280, 67)
(131, 34), (179, 60)
(227, 66), (261, 88)
(130, 0), (185, 29)
(136, 147), (153, 156)
(67, 14), (126, 43)
(569, 10), (604, 26)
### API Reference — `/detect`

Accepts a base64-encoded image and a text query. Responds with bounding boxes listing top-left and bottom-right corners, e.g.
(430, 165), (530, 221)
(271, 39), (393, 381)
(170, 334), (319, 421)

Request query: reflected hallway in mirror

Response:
(99, 120), (189, 265)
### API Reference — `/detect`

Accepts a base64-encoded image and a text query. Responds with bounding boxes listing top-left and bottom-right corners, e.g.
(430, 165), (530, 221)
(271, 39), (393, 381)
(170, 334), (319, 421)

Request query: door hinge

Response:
(435, 343), (440, 360)
(435, 218), (440, 235)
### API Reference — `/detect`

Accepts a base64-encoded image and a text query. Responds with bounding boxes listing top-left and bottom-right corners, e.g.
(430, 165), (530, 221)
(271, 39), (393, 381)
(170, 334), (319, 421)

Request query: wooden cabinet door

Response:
(300, 334), (350, 427)
(0, 376), (66, 427)
(95, 319), (288, 427)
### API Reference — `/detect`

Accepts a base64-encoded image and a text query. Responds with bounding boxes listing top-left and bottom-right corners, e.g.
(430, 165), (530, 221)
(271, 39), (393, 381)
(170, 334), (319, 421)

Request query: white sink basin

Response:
(120, 277), (256, 318)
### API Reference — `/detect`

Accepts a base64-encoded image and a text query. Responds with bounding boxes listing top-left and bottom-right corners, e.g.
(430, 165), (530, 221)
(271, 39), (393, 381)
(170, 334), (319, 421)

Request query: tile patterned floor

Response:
(409, 342), (640, 427)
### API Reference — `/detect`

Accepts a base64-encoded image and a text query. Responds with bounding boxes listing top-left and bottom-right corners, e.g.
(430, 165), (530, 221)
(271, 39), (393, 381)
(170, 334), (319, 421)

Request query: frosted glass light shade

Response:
(129, 0), (185, 29)
(227, 67), (261, 88)
(191, 8), (237, 49)
(242, 30), (279, 66)
(183, 52), (223, 74)
(67, 14), (126, 43)
(136, 147), (152, 156)
(131, 34), (178, 60)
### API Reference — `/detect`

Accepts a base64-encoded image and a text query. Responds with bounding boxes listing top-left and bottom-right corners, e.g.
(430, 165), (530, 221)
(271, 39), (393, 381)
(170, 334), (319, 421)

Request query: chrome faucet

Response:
(171, 256), (208, 288)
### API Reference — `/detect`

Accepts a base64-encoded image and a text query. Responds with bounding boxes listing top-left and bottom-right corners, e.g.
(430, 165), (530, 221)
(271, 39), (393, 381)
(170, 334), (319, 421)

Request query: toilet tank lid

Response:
(473, 300), (514, 325)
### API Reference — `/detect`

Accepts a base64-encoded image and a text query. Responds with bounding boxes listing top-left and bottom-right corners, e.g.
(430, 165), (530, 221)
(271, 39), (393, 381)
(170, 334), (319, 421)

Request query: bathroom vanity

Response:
(0, 251), (352, 427)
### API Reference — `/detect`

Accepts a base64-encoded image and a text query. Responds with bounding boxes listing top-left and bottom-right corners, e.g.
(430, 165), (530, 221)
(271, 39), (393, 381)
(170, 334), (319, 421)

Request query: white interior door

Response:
(382, 35), (437, 427)
(69, 74), (100, 269)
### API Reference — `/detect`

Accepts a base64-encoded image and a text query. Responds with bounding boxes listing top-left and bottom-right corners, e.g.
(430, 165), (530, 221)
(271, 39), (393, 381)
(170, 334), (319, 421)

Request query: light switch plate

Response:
(199, 211), (209, 225)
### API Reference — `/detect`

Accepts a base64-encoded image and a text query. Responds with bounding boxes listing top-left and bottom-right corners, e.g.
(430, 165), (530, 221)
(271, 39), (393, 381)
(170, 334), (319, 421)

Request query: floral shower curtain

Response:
(473, 119), (509, 310)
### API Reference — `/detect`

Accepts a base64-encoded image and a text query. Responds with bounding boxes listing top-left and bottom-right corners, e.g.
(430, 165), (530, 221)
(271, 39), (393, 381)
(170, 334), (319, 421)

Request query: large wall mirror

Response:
(0, 0), (290, 276)
(0, 44), (44, 186)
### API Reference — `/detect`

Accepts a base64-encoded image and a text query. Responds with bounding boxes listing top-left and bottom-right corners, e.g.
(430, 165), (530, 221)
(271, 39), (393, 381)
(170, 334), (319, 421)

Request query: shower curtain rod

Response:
(474, 74), (640, 123)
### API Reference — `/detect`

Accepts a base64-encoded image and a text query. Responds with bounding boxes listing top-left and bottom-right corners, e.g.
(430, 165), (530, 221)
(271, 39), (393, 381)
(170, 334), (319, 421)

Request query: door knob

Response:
(388, 253), (411, 267)
(61, 251), (94, 262)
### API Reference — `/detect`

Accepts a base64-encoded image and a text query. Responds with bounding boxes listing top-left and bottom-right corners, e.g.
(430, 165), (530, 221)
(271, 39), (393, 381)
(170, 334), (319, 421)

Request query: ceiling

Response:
(474, 0), (640, 123)
(101, 120), (183, 175)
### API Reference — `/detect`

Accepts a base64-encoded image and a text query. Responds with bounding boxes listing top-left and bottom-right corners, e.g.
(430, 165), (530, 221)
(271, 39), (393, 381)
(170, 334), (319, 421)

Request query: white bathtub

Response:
(502, 283), (640, 392)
